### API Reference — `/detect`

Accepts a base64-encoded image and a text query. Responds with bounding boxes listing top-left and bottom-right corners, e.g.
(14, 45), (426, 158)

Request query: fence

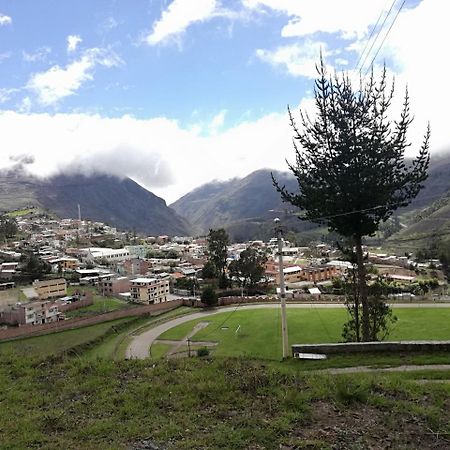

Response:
(57, 297), (93, 312)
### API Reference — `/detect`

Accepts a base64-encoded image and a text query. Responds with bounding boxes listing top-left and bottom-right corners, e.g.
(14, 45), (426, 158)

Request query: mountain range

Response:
(1, 153), (449, 246)
(0, 170), (192, 236)
(171, 155), (450, 244)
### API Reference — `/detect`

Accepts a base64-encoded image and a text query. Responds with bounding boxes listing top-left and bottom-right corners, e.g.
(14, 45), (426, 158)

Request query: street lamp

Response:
(274, 218), (289, 359)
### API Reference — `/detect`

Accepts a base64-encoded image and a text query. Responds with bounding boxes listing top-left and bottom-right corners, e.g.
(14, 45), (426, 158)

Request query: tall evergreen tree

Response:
(274, 60), (430, 341)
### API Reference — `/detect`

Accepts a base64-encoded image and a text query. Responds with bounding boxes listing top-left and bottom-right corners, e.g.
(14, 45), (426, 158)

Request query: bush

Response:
(201, 285), (218, 306)
(334, 378), (370, 405)
(197, 347), (210, 357)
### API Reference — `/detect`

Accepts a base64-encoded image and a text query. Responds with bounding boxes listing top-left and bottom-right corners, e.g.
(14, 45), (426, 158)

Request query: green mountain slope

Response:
(170, 169), (320, 240)
(172, 154), (450, 243)
(387, 191), (450, 251)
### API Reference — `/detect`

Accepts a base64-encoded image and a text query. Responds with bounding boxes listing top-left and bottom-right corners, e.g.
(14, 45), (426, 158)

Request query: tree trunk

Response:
(354, 235), (370, 341)
(352, 268), (361, 342)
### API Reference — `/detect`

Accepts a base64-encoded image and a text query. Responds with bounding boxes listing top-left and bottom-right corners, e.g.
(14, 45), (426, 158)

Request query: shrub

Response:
(197, 347), (209, 357)
(201, 285), (218, 306)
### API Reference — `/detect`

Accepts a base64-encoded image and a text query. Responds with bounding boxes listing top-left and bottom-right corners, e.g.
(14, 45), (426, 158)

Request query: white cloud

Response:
(0, 51), (11, 62)
(0, 14), (12, 26)
(26, 48), (122, 105)
(372, 0), (450, 152)
(243, 0), (387, 39)
(22, 47), (51, 63)
(67, 35), (82, 52)
(18, 96), (32, 113)
(0, 110), (292, 203)
(256, 41), (329, 78)
(209, 109), (227, 133)
(0, 88), (18, 103)
(145, 0), (218, 45)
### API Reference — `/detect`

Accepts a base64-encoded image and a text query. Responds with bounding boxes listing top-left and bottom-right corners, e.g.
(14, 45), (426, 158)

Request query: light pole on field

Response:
(274, 218), (289, 359)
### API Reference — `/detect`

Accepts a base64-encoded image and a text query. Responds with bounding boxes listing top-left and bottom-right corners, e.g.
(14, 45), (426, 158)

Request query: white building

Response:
(83, 247), (131, 261)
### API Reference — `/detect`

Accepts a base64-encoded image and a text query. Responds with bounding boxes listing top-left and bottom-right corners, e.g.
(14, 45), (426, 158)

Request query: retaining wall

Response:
(292, 341), (450, 356)
(0, 299), (183, 342)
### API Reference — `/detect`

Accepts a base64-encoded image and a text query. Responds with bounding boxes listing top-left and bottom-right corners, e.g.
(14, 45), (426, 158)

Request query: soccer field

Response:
(157, 307), (450, 360)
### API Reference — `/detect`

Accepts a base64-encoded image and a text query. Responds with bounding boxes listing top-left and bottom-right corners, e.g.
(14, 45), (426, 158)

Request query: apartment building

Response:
(130, 277), (170, 304)
(32, 278), (67, 300)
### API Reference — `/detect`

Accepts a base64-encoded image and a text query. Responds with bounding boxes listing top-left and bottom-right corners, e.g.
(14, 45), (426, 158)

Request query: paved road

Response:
(126, 302), (450, 359)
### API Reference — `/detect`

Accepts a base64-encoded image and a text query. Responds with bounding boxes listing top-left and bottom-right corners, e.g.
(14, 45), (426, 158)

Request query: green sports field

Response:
(157, 307), (450, 360)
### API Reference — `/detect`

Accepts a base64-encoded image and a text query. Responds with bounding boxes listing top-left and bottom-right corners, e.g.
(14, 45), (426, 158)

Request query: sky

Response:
(0, 0), (447, 203)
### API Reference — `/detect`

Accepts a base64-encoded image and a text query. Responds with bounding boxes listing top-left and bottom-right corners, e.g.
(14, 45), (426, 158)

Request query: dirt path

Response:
(164, 321), (211, 357)
(126, 302), (450, 360)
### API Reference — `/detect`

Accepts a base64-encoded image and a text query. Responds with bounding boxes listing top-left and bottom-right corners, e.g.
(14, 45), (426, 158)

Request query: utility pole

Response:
(275, 218), (289, 359)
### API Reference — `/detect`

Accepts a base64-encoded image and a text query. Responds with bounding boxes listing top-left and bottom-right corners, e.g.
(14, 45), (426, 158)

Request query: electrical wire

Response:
(364, 0), (407, 76)
(284, 189), (450, 225)
(354, 0), (391, 72)
(357, 0), (399, 74)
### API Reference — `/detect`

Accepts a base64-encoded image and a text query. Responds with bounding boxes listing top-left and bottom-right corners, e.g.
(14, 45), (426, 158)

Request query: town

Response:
(0, 207), (446, 333)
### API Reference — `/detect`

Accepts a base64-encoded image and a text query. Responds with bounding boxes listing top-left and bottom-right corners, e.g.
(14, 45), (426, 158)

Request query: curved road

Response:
(126, 302), (450, 359)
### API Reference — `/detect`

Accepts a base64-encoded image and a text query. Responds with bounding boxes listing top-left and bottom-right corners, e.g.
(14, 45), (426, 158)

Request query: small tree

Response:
(274, 60), (430, 341)
(201, 285), (218, 306)
(207, 228), (229, 288)
(229, 247), (267, 294)
(201, 260), (217, 279)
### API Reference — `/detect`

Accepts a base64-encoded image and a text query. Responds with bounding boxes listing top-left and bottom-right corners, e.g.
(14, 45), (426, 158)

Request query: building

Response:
(84, 247), (131, 261)
(121, 258), (152, 276)
(0, 300), (59, 325)
(130, 277), (170, 304)
(50, 257), (80, 271)
(283, 266), (303, 283)
(301, 266), (337, 283)
(99, 277), (131, 296)
(32, 278), (67, 300)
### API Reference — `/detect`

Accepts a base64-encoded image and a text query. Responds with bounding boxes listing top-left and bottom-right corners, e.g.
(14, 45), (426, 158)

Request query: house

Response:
(121, 258), (152, 276)
(99, 277), (131, 296)
(130, 277), (170, 304)
(50, 257), (80, 271)
(0, 300), (59, 325)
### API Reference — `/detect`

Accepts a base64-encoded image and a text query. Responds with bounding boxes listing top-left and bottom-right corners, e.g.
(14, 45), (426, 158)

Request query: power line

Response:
(357, 0), (399, 74)
(354, 0), (390, 72)
(364, 0), (407, 76)
(275, 190), (450, 224)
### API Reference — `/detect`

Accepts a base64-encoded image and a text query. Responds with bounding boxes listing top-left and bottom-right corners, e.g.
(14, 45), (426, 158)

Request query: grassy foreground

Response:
(1, 353), (450, 449)
(2, 306), (450, 448)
